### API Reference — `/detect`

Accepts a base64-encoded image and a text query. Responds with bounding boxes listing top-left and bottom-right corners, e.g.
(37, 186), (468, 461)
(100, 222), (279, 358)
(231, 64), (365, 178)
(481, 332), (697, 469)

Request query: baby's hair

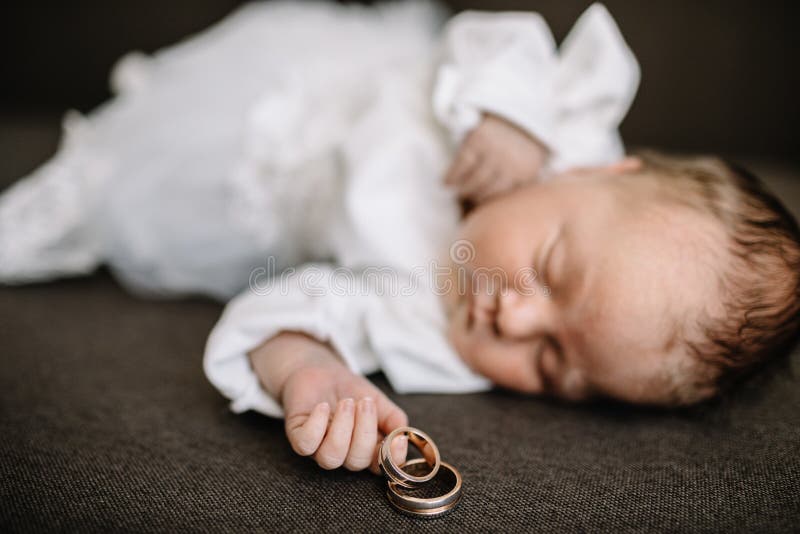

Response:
(636, 151), (800, 404)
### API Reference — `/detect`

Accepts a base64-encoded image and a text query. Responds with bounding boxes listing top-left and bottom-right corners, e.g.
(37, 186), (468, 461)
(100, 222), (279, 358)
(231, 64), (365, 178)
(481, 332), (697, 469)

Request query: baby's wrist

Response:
(248, 331), (343, 399)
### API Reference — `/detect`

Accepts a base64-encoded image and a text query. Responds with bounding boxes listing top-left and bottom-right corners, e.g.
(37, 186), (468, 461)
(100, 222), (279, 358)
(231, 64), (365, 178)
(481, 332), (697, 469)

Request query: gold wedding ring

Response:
(379, 426), (441, 488)
(386, 459), (463, 518)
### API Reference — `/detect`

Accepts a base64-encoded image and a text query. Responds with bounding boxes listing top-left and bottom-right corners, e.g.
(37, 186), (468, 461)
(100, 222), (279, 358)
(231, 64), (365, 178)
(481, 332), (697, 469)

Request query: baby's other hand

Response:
(445, 113), (548, 203)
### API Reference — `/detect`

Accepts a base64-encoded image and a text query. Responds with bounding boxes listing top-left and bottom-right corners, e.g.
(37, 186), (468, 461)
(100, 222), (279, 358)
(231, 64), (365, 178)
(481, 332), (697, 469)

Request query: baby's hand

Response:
(249, 332), (408, 473)
(282, 364), (408, 472)
(445, 114), (548, 203)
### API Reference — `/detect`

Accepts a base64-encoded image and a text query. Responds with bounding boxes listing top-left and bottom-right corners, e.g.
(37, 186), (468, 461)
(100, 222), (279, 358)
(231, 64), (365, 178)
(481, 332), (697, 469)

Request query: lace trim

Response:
(110, 51), (154, 95)
(227, 81), (356, 254)
(0, 112), (111, 282)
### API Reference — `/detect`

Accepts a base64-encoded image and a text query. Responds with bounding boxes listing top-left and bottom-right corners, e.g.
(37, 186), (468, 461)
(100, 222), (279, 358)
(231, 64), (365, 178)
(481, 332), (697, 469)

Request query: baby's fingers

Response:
(314, 398), (355, 470)
(473, 172), (513, 203)
(286, 402), (330, 456)
(344, 397), (377, 471)
(369, 432), (409, 475)
(445, 145), (480, 186)
(369, 396), (408, 474)
(459, 158), (496, 200)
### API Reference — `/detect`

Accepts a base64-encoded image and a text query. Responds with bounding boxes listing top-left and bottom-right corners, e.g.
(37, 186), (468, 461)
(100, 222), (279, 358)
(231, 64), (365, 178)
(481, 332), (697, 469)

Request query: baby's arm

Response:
(248, 331), (407, 472)
(433, 11), (558, 203)
(204, 263), (444, 472)
(434, 6), (640, 203)
(205, 264), (489, 470)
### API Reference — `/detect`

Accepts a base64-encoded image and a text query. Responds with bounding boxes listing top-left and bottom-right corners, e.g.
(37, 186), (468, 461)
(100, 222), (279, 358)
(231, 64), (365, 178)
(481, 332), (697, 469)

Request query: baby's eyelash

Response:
(536, 337), (566, 394)
(548, 335), (564, 363)
(534, 342), (555, 394)
(538, 224), (564, 288)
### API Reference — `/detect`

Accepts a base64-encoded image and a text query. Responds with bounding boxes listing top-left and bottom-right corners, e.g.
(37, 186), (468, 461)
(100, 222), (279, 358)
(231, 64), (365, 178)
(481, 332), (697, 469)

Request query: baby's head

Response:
(446, 153), (800, 406)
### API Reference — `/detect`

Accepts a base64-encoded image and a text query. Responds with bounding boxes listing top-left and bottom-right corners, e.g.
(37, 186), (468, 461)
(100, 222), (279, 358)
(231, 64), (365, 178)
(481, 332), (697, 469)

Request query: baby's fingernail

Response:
(341, 398), (354, 413)
(318, 402), (330, 413)
(360, 397), (375, 413)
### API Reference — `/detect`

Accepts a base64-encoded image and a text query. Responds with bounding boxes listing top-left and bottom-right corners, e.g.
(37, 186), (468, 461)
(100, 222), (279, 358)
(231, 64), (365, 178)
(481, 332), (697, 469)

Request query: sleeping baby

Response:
(1, 1), (798, 474)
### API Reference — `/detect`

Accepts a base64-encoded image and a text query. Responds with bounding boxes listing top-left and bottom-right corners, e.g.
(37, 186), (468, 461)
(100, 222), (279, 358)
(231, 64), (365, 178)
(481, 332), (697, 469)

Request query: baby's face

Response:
(446, 167), (723, 405)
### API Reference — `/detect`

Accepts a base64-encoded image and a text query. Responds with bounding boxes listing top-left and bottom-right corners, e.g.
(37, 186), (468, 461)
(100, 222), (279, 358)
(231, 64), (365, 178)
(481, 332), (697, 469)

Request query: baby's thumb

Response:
(370, 432), (408, 475)
(285, 402), (329, 457)
(390, 434), (408, 466)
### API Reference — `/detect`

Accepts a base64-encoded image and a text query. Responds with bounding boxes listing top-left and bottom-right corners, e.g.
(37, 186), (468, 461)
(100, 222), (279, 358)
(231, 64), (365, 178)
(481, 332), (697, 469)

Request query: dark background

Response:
(1, 0), (798, 160)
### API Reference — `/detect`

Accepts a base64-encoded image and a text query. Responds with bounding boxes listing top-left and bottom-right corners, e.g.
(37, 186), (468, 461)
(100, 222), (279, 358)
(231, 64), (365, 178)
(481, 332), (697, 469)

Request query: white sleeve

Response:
(432, 3), (640, 172)
(363, 283), (492, 396)
(203, 262), (491, 418)
(547, 3), (640, 171)
(432, 10), (558, 147)
(203, 263), (380, 418)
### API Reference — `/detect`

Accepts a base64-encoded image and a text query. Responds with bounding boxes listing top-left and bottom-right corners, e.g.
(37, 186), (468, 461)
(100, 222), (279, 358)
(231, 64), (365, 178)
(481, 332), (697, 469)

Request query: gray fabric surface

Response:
(2, 122), (800, 532)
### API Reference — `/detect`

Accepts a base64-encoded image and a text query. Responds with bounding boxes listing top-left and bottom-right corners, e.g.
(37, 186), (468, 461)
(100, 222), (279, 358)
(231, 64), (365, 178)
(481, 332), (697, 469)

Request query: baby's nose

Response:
(496, 290), (546, 339)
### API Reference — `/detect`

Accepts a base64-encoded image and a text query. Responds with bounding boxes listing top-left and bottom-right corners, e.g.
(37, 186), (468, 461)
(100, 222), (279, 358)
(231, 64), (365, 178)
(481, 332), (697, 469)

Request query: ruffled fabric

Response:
(0, 111), (108, 282)
(548, 3), (640, 171)
(432, 2), (640, 174)
(432, 11), (558, 147)
(110, 51), (154, 96)
(227, 74), (360, 258)
(0, 0), (446, 299)
(226, 2), (445, 260)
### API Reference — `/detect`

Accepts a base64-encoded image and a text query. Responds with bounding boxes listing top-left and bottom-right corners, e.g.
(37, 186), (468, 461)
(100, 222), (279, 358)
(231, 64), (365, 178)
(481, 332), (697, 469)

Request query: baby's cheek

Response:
(473, 345), (540, 393)
(445, 308), (473, 364)
(447, 320), (490, 375)
(445, 306), (539, 390)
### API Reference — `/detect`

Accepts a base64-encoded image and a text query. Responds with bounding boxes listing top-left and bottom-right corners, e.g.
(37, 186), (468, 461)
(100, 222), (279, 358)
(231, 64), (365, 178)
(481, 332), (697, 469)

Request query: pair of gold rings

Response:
(378, 427), (462, 518)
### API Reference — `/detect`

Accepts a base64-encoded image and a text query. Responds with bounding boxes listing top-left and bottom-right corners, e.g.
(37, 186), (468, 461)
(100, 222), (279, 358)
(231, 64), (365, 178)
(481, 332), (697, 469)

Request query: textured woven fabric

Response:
(2, 124), (800, 532)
